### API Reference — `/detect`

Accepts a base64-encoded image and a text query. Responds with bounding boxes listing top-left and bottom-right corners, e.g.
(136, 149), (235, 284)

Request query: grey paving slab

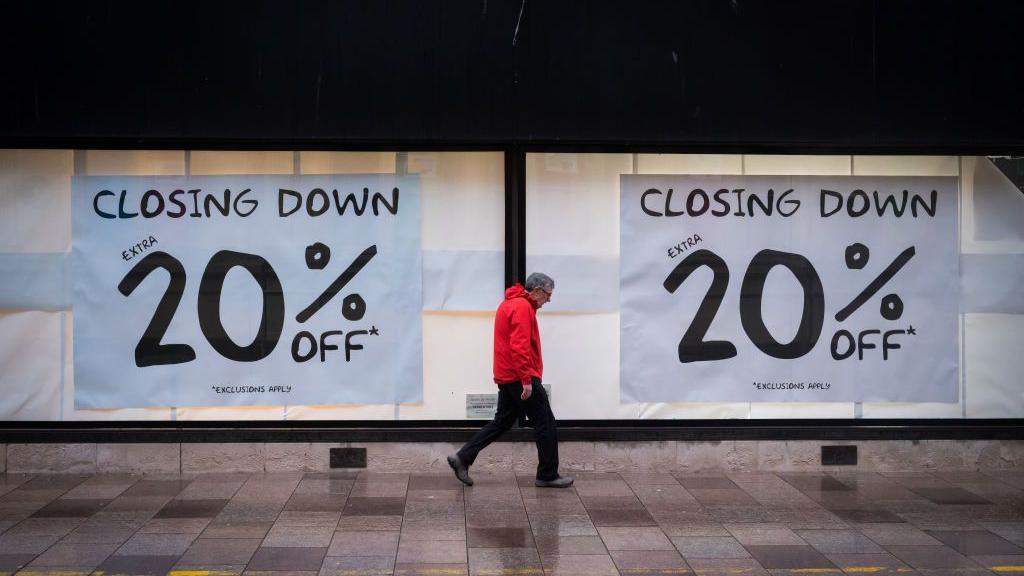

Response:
(597, 526), (674, 551)
(263, 523), (336, 548)
(609, 549), (690, 573)
(535, 536), (607, 556)
(398, 539), (468, 563)
(217, 501), (286, 523)
(0, 533), (62, 554)
(96, 553), (181, 576)
(341, 497), (406, 516)
(885, 545), (985, 570)
(926, 530), (1024, 556)
(745, 545), (837, 569)
(177, 537), (261, 565)
(703, 505), (779, 523)
(657, 521), (731, 538)
(138, 516), (212, 534)
(25, 541), (120, 569)
(284, 493), (347, 513)
(275, 511), (341, 526)
(320, 555), (396, 575)
(980, 522), (1024, 545)
(725, 523), (805, 546)
(0, 553), (42, 569)
(100, 495), (173, 514)
(247, 546), (328, 571)
(586, 507), (657, 527)
(909, 488), (992, 506)
(542, 553), (619, 575)
(155, 498), (230, 518)
(4, 517), (84, 537)
(121, 479), (192, 497)
(335, 515), (403, 532)
(114, 532), (196, 556)
(528, 514), (599, 537)
(968, 554), (1024, 573)
(326, 531), (399, 557)
(685, 557), (770, 576)
(466, 510), (529, 528)
(467, 526), (533, 548)
(29, 494), (108, 516)
(824, 551), (915, 572)
(172, 562), (247, 575)
(467, 547), (542, 575)
(292, 478), (353, 496)
(401, 518), (466, 541)
(833, 509), (907, 524)
(393, 562), (468, 576)
(675, 476), (741, 490)
(61, 519), (145, 543)
(19, 476), (90, 492)
(860, 523), (944, 546)
(671, 536), (750, 559)
(203, 520), (275, 539)
(797, 529), (886, 554)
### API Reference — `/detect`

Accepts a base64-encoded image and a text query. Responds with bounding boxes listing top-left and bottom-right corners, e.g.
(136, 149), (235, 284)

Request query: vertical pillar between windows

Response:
(504, 147), (526, 287)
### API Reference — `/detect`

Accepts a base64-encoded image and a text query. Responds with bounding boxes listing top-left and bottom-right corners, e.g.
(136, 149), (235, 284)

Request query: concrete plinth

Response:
(96, 443), (179, 473)
(0, 440), (1022, 474)
(7, 443), (96, 474)
(181, 443), (265, 473)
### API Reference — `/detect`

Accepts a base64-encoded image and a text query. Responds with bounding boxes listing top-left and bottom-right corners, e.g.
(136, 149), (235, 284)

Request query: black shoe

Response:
(447, 454), (473, 486)
(535, 476), (574, 488)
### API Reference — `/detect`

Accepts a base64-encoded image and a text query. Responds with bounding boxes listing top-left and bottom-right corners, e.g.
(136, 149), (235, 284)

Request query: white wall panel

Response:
(637, 154), (743, 175)
(0, 311), (61, 420)
(853, 155), (958, 176)
(176, 406), (286, 420)
(400, 312), (496, 419)
(414, 152), (504, 251)
(743, 155), (851, 175)
(190, 151), (293, 175)
(749, 403), (855, 419)
(0, 149), (73, 252)
(965, 313), (1024, 418)
(526, 153), (631, 256)
(639, 403), (748, 419)
(62, 312), (174, 420)
(84, 150), (185, 175)
(299, 151), (396, 174)
(539, 312), (638, 420)
(286, 404), (395, 420)
(861, 402), (964, 418)
(961, 156), (1024, 255)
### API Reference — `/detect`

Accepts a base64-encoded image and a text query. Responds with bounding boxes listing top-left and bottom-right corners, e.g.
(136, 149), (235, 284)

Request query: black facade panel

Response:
(1, 0), (1023, 149)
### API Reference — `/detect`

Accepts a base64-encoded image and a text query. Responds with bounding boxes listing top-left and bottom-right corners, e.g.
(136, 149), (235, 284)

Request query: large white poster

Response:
(621, 175), (958, 402)
(73, 174), (422, 408)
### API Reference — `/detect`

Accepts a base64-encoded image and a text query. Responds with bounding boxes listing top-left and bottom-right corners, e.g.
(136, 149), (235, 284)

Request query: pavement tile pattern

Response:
(0, 470), (1022, 575)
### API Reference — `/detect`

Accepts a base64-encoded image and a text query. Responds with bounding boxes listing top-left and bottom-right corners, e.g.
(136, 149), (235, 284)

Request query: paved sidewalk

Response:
(1, 470), (1024, 576)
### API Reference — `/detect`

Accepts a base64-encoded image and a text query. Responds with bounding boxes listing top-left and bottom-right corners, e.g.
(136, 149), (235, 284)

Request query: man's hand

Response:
(521, 384), (533, 400)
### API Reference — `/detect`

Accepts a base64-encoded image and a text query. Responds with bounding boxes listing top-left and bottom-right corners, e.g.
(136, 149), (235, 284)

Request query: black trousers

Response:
(456, 381), (559, 481)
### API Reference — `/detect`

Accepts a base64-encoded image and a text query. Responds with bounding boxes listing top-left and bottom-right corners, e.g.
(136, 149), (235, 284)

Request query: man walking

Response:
(448, 273), (573, 488)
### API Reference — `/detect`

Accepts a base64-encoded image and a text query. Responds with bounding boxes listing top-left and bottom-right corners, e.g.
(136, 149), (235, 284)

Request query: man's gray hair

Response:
(525, 272), (554, 292)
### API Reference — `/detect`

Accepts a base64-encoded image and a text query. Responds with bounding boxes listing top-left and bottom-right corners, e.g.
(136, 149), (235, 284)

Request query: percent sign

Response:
(834, 243), (916, 322)
(296, 242), (377, 324)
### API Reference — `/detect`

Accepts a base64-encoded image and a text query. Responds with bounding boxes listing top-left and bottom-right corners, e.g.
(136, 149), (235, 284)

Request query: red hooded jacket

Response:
(493, 284), (543, 387)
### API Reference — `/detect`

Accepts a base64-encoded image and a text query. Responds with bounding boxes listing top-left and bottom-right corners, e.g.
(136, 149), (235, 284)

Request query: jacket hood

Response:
(505, 283), (539, 309)
(505, 283), (527, 300)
